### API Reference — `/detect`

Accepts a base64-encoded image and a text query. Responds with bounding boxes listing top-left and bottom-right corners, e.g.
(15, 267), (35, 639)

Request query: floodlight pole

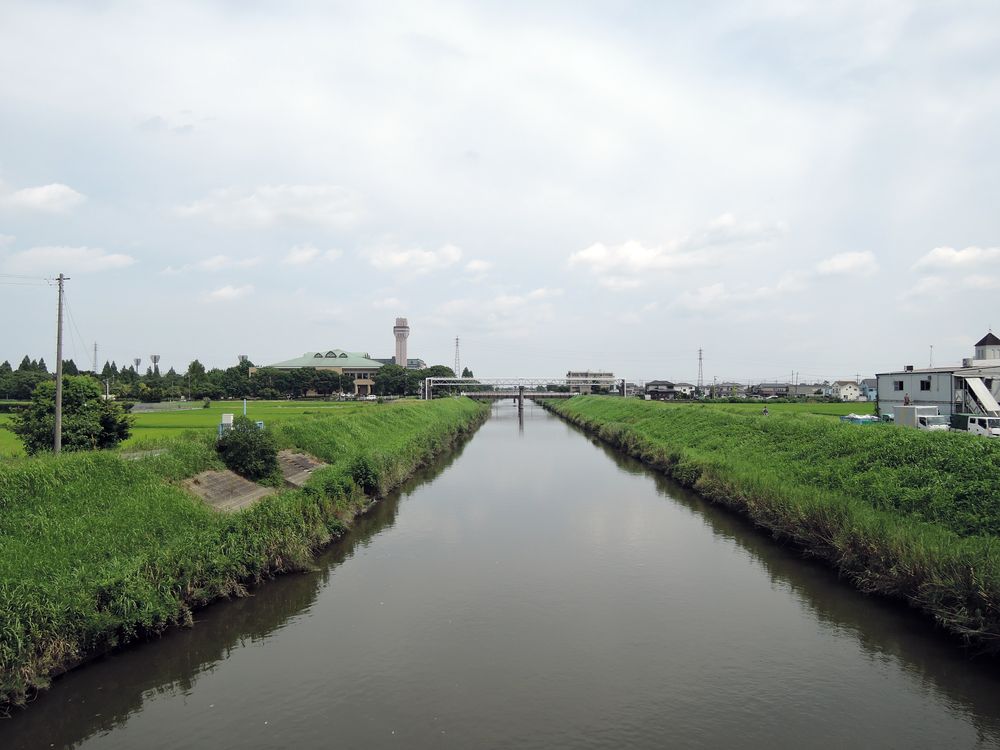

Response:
(54, 273), (69, 454)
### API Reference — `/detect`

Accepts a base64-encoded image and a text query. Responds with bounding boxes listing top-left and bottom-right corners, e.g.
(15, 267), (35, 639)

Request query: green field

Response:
(545, 397), (1000, 650)
(0, 400), (394, 458)
(0, 397), (488, 706)
(0, 415), (18, 458)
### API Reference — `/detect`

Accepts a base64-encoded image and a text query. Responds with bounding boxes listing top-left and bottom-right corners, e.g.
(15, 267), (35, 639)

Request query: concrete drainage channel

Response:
(182, 450), (328, 512)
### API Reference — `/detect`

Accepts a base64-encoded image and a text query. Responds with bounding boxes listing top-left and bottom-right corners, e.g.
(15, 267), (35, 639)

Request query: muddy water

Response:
(3, 402), (1000, 749)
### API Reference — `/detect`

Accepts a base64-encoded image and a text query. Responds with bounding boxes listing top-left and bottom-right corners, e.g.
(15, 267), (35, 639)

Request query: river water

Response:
(3, 402), (1000, 749)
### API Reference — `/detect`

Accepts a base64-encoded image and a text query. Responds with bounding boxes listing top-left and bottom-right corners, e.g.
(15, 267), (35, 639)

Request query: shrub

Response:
(203, 397), (211, 409)
(216, 415), (279, 481)
(349, 454), (380, 494)
(13, 376), (132, 455)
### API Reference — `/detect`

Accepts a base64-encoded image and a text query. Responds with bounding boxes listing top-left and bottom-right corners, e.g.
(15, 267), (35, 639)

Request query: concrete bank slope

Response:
(542, 397), (1000, 652)
(0, 398), (488, 707)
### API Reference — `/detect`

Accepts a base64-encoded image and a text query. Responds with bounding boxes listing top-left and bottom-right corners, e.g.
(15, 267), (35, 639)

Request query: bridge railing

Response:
(423, 376), (626, 400)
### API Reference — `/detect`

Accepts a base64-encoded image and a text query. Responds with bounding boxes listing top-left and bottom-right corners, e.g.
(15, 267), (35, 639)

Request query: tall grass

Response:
(544, 397), (1000, 649)
(0, 398), (487, 706)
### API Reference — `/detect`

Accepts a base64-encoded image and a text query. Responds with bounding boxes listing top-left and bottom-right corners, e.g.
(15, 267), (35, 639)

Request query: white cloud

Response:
(372, 296), (403, 309)
(3, 246), (134, 274)
(913, 246), (1000, 270)
(207, 284), (254, 301)
(163, 254), (260, 274)
(465, 259), (493, 274)
(816, 251), (878, 276)
(283, 244), (342, 265)
(674, 273), (807, 312)
(526, 287), (563, 300)
(0, 183), (85, 213)
(0, 234), (14, 248)
(366, 243), (462, 273)
(570, 215), (786, 289)
(177, 185), (362, 228)
(463, 259), (493, 281)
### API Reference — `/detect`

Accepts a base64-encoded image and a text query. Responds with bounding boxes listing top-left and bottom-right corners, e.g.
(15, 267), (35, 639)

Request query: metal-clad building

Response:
(876, 333), (1000, 418)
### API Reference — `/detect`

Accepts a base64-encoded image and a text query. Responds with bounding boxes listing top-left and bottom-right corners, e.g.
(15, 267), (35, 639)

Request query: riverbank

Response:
(543, 397), (1000, 650)
(0, 398), (488, 707)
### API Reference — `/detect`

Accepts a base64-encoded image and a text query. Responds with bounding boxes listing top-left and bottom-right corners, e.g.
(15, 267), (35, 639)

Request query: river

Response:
(3, 402), (1000, 749)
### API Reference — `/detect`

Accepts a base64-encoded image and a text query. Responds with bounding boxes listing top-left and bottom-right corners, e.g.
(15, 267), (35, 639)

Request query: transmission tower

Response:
(454, 337), (461, 376)
(697, 348), (704, 394)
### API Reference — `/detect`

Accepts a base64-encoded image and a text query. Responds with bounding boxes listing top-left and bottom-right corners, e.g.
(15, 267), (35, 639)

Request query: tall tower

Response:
(393, 317), (410, 366)
(697, 348), (704, 394)
(454, 337), (461, 376)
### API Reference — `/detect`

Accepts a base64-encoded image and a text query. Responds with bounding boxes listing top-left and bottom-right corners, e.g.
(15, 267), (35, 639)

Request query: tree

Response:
(13, 376), (132, 455)
(62, 359), (79, 376)
(216, 415), (279, 481)
(462, 367), (474, 378)
(374, 364), (409, 396)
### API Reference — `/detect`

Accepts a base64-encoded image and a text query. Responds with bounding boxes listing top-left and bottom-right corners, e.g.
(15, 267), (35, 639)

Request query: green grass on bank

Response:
(545, 397), (1000, 649)
(673, 400), (876, 419)
(0, 398), (487, 706)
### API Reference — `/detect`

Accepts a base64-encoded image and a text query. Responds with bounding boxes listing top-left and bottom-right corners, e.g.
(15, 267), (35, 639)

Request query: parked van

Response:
(893, 405), (950, 431)
(965, 415), (1000, 438)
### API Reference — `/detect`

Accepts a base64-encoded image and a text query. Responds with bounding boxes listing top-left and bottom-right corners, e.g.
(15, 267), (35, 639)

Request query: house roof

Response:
(976, 332), (1000, 347)
(833, 380), (857, 386)
(266, 350), (385, 369)
(646, 380), (675, 387)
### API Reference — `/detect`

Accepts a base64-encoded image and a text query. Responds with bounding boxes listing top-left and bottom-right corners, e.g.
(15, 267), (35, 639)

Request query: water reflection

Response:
(3, 403), (1000, 749)
(561, 415), (1000, 743)
(0, 438), (474, 750)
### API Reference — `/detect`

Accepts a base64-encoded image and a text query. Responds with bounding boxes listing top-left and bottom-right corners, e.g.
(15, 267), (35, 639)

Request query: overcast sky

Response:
(2, 1), (999, 383)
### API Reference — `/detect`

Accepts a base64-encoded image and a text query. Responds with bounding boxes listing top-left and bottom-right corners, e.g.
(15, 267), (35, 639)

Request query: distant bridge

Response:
(423, 376), (627, 409)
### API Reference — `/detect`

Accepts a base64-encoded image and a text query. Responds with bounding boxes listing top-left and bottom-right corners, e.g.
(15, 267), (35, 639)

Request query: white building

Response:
(831, 380), (861, 401)
(675, 382), (696, 397)
(876, 333), (1000, 419)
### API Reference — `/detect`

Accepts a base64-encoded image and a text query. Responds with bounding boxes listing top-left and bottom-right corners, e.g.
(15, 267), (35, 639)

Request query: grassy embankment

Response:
(545, 397), (1000, 648)
(0, 398), (487, 706)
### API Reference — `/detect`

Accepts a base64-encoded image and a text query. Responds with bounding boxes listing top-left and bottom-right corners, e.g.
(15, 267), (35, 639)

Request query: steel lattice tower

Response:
(454, 337), (461, 376)
(697, 348), (704, 393)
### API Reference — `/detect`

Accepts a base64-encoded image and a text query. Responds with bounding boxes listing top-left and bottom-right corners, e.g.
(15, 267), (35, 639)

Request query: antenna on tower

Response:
(454, 337), (461, 376)
(697, 348), (704, 395)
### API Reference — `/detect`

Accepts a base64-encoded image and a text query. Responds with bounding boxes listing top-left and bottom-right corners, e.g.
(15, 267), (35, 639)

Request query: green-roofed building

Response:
(254, 349), (385, 395)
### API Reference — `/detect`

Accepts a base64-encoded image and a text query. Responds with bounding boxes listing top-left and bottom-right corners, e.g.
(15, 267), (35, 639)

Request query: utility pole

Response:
(54, 273), (69, 454)
(929, 344), (934, 368)
(93, 341), (98, 374)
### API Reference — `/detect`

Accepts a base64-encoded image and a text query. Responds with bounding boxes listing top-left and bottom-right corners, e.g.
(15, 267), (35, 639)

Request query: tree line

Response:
(0, 356), (462, 402)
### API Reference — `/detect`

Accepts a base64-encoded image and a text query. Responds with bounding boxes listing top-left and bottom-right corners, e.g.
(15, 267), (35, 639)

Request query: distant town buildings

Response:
(566, 370), (614, 395)
(830, 380), (861, 401)
(877, 333), (1000, 419)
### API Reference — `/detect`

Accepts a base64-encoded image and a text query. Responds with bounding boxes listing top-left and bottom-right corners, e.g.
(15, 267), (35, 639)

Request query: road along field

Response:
(543, 396), (1000, 651)
(0, 398), (488, 707)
